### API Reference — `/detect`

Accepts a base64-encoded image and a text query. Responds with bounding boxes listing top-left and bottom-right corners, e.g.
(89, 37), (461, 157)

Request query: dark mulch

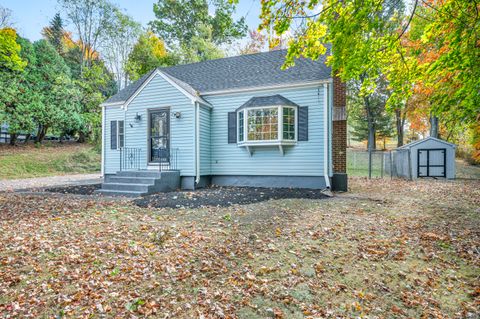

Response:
(134, 186), (328, 208)
(41, 184), (101, 195)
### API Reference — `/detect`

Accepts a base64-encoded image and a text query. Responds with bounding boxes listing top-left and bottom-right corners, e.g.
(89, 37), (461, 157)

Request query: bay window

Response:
(237, 105), (296, 144)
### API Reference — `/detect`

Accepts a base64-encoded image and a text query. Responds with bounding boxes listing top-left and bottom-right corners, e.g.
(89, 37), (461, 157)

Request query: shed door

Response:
(417, 148), (446, 178)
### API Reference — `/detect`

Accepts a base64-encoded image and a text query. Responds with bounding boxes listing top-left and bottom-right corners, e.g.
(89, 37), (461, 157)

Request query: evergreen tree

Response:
(42, 13), (65, 54)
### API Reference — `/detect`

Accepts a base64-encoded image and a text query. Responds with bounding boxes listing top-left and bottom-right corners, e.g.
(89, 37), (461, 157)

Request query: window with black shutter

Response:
(110, 120), (125, 149)
(298, 106), (308, 141)
(110, 121), (117, 150)
(228, 112), (236, 143)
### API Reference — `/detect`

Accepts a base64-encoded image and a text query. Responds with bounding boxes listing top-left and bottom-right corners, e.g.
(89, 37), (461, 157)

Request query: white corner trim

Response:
(323, 83), (331, 189)
(195, 102), (201, 184)
(202, 79), (333, 96)
(101, 106), (105, 176)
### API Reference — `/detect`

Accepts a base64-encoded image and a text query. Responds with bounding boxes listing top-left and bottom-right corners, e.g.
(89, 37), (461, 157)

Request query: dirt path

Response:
(0, 173), (102, 192)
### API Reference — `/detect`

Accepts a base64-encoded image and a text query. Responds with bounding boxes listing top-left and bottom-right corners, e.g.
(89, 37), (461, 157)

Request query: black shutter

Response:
(298, 106), (308, 141)
(110, 120), (117, 149)
(228, 112), (237, 143)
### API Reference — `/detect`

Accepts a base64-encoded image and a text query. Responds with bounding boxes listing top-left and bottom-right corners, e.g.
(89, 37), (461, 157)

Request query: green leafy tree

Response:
(178, 24), (224, 63)
(149, 0), (247, 62)
(30, 40), (81, 143)
(125, 31), (176, 81)
(348, 76), (394, 150)
(0, 28), (26, 71)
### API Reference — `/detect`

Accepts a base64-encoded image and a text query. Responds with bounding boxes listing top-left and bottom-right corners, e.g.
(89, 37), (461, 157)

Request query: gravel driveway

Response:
(0, 174), (102, 192)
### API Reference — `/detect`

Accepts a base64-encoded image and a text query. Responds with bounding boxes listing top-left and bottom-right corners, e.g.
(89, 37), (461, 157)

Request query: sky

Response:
(2, 0), (262, 41)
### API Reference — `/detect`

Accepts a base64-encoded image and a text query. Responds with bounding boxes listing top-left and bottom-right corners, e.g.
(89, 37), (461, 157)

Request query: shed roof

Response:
(397, 137), (456, 149)
(104, 49), (331, 105)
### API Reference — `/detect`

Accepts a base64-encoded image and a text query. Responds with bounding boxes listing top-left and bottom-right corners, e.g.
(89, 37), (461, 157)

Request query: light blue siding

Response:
(204, 85), (326, 176)
(104, 106), (124, 174)
(103, 77), (329, 180)
(104, 74), (195, 176)
(199, 105), (211, 175)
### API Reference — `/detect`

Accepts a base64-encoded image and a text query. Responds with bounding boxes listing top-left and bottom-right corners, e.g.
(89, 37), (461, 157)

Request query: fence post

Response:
(368, 149), (372, 179)
(390, 151), (393, 179)
(380, 151), (384, 178)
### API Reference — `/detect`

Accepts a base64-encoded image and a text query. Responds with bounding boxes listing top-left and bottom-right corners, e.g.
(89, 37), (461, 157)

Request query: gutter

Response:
(195, 102), (201, 184)
(323, 83), (331, 189)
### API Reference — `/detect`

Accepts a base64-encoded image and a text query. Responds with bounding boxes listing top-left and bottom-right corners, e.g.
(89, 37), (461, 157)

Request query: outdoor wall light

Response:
(174, 111), (182, 118)
(134, 112), (142, 122)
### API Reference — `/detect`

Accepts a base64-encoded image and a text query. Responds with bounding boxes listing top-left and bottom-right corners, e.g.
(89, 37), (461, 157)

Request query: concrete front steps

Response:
(95, 170), (180, 197)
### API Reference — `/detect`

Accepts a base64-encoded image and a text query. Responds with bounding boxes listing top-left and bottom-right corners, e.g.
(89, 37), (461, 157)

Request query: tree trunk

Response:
(24, 133), (31, 144)
(35, 125), (48, 144)
(77, 131), (87, 143)
(9, 133), (17, 146)
(395, 109), (404, 147)
(364, 97), (376, 151)
(430, 114), (439, 138)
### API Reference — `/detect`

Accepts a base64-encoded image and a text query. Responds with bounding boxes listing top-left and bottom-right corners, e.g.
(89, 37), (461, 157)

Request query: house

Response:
(98, 50), (347, 196)
(390, 137), (456, 179)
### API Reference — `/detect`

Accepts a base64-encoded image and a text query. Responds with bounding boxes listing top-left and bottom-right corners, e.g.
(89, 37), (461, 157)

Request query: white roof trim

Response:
(397, 136), (456, 149)
(201, 79), (333, 96)
(122, 70), (212, 110)
(100, 102), (124, 107)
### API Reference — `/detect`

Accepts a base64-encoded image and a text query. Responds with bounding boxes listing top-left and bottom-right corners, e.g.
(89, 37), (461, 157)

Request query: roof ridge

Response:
(159, 49), (289, 72)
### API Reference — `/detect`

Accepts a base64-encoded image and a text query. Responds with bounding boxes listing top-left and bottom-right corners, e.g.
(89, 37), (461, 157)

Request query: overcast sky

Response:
(2, 0), (262, 41)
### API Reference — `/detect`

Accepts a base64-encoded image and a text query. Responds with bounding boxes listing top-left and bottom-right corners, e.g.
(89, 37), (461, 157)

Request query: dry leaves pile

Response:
(1, 177), (479, 318)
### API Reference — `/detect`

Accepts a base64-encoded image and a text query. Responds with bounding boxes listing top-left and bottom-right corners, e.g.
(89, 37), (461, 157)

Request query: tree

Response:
(177, 24), (224, 63)
(0, 28), (26, 72)
(102, 8), (142, 89)
(30, 40), (80, 143)
(0, 33), (33, 145)
(149, 0), (247, 62)
(348, 76), (394, 150)
(42, 13), (65, 54)
(238, 30), (268, 55)
(0, 5), (13, 28)
(125, 31), (174, 81)
(58, 0), (115, 73)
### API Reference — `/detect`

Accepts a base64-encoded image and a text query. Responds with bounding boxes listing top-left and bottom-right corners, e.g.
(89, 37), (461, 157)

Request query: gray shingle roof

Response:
(236, 95), (299, 111)
(104, 49), (331, 104)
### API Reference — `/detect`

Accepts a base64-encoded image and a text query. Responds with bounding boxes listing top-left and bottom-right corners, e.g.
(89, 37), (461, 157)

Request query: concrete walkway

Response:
(0, 173), (102, 192)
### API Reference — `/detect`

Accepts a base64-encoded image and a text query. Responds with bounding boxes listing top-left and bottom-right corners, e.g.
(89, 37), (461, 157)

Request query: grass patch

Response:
(0, 143), (100, 179)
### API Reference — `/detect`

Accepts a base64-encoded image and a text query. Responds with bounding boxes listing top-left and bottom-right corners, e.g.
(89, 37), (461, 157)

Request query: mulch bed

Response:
(134, 186), (329, 208)
(39, 184), (328, 208)
(41, 184), (101, 195)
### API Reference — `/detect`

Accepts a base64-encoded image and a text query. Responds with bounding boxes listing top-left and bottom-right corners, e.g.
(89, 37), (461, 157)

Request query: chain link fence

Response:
(347, 149), (413, 179)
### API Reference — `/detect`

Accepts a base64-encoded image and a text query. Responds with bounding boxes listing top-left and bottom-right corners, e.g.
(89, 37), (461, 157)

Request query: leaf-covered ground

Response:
(0, 177), (479, 318)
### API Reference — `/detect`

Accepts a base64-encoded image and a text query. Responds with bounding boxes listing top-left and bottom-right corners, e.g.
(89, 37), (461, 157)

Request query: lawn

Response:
(0, 143), (100, 180)
(0, 178), (479, 318)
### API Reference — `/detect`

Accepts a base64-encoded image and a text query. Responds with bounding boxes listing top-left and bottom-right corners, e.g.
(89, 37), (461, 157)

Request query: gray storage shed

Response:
(392, 137), (456, 179)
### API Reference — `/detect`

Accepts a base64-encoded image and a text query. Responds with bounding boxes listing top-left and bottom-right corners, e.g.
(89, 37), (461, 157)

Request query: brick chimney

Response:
(331, 76), (348, 191)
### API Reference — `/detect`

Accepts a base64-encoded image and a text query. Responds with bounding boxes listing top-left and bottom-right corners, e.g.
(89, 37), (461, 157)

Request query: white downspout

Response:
(195, 102), (201, 184)
(323, 83), (331, 189)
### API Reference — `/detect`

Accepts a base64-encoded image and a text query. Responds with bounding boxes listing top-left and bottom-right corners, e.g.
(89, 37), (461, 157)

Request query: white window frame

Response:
(237, 105), (298, 147)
